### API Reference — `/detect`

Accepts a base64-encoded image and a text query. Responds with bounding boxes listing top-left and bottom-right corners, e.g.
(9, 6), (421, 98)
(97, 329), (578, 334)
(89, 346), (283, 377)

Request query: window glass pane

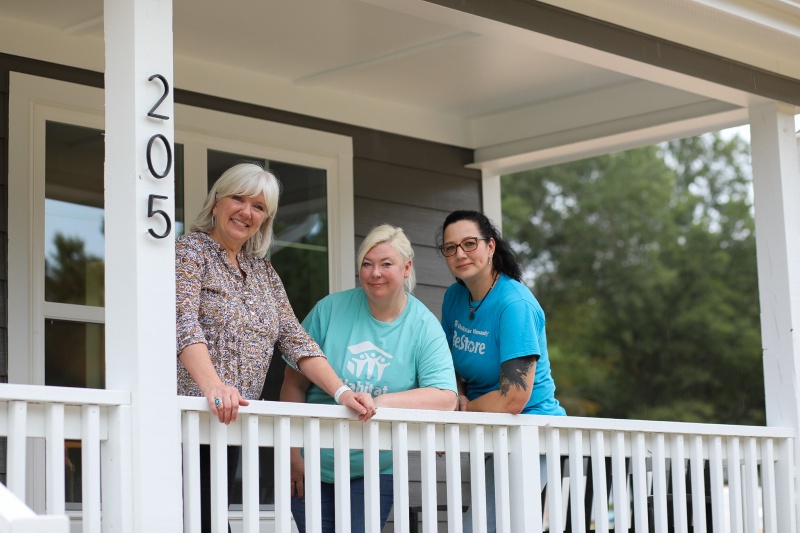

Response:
(44, 122), (186, 304)
(45, 122), (105, 306)
(206, 150), (328, 508)
(44, 319), (105, 389)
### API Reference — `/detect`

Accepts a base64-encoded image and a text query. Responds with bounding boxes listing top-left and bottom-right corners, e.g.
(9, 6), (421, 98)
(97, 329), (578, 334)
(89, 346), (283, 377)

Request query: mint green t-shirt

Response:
(300, 288), (457, 483)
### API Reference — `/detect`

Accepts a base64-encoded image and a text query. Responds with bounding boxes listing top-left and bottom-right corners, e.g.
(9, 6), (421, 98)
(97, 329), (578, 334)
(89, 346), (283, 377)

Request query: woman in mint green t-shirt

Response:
(281, 224), (458, 533)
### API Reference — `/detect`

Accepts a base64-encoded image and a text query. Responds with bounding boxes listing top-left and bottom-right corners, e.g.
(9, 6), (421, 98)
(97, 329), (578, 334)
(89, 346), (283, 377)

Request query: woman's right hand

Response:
(205, 385), (250, 424)
(290, 450), (305, 499)
(339, 391), (378, 421)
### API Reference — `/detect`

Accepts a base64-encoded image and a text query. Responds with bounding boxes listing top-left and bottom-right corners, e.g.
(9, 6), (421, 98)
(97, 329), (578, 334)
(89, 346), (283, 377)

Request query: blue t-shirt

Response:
(300, 288), (457, 482)
(441, 274), (565, 416)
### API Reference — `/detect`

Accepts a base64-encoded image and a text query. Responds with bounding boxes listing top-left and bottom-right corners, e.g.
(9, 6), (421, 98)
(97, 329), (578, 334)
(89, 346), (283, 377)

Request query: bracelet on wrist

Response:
(333, 385), (351, 404)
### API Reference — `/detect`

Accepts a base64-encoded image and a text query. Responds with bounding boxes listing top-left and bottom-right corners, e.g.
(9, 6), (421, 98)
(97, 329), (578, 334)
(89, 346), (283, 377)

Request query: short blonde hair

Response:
(357, 224), (416, 292)
(191, 163), (281, 257)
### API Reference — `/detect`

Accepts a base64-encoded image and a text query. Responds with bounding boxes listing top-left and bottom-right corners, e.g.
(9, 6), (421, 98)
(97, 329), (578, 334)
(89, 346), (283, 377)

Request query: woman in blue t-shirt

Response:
(281, 224), (458, 533)
(437, 210), (566, 532)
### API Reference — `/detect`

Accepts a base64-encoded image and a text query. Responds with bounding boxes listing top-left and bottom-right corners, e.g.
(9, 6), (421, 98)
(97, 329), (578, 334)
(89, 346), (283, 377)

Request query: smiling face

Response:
(442, 219), (495, 287)
(211, 193), (268, 254)
(360, 242), (411, 305)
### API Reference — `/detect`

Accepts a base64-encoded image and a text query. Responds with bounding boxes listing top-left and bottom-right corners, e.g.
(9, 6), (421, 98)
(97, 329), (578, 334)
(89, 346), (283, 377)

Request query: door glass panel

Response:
(44, 319), (105, 389)
(206, 150), (328, 507)
(45, 122), (105, 306)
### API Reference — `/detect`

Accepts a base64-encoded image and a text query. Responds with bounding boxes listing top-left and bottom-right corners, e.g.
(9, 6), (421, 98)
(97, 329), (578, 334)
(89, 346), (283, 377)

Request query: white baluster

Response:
(7, 401), (27, 499)
(728, 436), (743, 533)
(273, 416), (291, 533)
(651, 433), (668, 533)
(81, 405), (101, 533)
(590, 430), (608, 533)
(420, 422), (437, 533)
(45, 403), (65, 515)
(671, 434), (689, 533)
(610, 431), (628, 533)
(631, 432), (648, 533)
(333, 419), (351, 533)
(707, 436), (725, 533)
(241, 414), (259, 533)
(546, 427), (563, 533)
(510, 425), (539, 533)
(210, 417), (228, 533)
(182, 411), (201, 533)
(493, 426), (510, 533)
(689, 435), (707, 533)
(445, 424), (464, 533)
(760, 438), (778, 533)
(392, 421), (410, 533)
(743, 437), (760, 533)
(470, 424), (487, 533)
(363, 420), (382, 532)
(568, 429), (586, 533)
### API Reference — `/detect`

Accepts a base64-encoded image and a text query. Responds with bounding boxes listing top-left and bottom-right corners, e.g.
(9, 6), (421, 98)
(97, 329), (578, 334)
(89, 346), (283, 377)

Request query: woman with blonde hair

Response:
(282, 224), (458, 533)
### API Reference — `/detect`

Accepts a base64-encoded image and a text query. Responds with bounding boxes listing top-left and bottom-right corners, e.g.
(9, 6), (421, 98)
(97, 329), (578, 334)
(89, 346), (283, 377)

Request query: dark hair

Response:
(437, 210), (523, 283)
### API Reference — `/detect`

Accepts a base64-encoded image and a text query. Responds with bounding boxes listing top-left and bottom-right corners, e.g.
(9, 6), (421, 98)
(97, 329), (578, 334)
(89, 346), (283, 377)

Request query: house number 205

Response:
(146, 73), (173, 239)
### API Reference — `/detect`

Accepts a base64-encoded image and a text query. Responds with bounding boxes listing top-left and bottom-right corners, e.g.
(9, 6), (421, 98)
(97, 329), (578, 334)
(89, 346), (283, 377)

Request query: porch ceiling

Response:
(1, 0), (799, 173)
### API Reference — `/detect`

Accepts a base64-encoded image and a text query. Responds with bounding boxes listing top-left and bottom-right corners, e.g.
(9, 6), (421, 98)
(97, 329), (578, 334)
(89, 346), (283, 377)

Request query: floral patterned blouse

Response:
(176, 231), (324, 400)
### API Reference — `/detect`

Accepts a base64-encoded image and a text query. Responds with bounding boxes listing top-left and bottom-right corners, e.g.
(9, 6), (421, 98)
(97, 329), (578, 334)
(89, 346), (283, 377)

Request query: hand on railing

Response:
(338, 390), (377, 421)
(457, 394), (469, 412)
(290, 449), (305, 499)
(205, 384), (250, 424)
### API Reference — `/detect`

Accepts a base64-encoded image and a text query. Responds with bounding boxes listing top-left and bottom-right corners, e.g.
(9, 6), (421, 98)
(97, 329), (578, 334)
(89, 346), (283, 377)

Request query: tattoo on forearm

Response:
(499, 356), (536, 396)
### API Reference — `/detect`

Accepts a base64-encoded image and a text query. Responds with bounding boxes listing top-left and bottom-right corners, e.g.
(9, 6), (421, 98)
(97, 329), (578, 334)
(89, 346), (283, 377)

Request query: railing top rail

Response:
(177, 396), (795, 439)
(0, 383), (130, 406)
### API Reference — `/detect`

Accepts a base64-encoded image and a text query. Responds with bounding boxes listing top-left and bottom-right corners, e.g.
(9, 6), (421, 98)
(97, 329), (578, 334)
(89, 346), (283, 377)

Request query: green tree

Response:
(502, 133), (764, 425)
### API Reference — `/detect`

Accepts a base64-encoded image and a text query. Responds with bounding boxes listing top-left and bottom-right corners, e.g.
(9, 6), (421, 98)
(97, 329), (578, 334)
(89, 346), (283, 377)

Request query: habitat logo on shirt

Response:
(342, 341), (393, 397)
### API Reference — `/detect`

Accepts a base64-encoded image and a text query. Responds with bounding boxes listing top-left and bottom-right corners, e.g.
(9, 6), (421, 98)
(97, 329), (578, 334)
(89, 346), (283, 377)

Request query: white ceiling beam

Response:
(470, 80), (724, 147)
(469, 106), (750, 174)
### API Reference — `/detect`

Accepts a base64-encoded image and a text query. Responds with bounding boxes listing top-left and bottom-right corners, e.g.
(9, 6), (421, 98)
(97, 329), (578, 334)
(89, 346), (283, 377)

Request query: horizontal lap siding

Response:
(353, 160), (481, 318)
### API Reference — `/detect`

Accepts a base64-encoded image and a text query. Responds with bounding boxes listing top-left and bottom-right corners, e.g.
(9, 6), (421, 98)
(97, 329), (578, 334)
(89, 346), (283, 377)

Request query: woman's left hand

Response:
(339, 391), (377, 421)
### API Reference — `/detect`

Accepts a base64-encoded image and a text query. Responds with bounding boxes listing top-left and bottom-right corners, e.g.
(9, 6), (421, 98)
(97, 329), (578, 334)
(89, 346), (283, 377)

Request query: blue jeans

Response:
(463, 455), (548, 533)
(291, 474), (394, 533)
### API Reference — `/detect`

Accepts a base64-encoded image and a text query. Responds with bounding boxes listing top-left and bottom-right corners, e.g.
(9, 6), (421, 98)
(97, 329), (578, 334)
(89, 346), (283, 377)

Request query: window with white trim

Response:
(8, 72), (354, 508)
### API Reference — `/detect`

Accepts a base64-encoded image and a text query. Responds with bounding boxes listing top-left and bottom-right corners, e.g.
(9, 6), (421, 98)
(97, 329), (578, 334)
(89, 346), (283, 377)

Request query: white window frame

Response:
(8, 72), (354, 386)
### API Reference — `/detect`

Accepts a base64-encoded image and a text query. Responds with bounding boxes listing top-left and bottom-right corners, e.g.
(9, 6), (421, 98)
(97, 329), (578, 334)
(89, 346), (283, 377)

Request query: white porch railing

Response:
(2, 384), (796, 533)
(179, 397), (797, 533)
(0, 384), (131, 533)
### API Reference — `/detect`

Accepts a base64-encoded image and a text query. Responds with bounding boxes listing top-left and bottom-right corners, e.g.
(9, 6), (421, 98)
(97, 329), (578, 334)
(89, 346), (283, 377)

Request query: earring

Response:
(489, 255), (493, 263)
(212, 215), (216, 227)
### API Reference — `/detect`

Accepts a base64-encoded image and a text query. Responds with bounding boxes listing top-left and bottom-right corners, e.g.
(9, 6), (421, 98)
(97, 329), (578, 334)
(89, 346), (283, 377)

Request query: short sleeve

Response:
(497, 299), (543, 363)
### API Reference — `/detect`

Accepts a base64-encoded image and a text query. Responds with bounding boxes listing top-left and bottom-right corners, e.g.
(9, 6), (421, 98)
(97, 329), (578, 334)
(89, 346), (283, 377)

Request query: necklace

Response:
(468, 272), (499, 320)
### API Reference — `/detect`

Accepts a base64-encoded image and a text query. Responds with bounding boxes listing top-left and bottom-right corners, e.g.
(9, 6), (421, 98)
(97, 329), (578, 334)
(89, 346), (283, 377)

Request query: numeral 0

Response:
(146, 134), (173, 179)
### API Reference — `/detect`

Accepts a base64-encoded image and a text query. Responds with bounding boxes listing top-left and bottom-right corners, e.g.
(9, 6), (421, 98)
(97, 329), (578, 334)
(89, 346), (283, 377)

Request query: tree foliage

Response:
(502, 134), (764, 425)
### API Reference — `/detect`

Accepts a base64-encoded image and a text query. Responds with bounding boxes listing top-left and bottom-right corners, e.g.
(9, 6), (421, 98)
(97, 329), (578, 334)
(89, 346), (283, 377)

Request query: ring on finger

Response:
(214, 397), (221, 408)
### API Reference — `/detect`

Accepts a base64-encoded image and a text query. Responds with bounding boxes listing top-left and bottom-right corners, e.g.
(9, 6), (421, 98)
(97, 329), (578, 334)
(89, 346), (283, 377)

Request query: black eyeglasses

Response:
(438, 237), (489, 257)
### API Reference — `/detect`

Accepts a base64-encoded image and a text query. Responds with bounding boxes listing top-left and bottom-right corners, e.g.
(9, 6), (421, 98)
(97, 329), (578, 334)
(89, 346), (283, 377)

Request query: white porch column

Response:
(749, 102), (800, 527)
(104, 0), (183, 531)
(481, 170), (502, 229)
